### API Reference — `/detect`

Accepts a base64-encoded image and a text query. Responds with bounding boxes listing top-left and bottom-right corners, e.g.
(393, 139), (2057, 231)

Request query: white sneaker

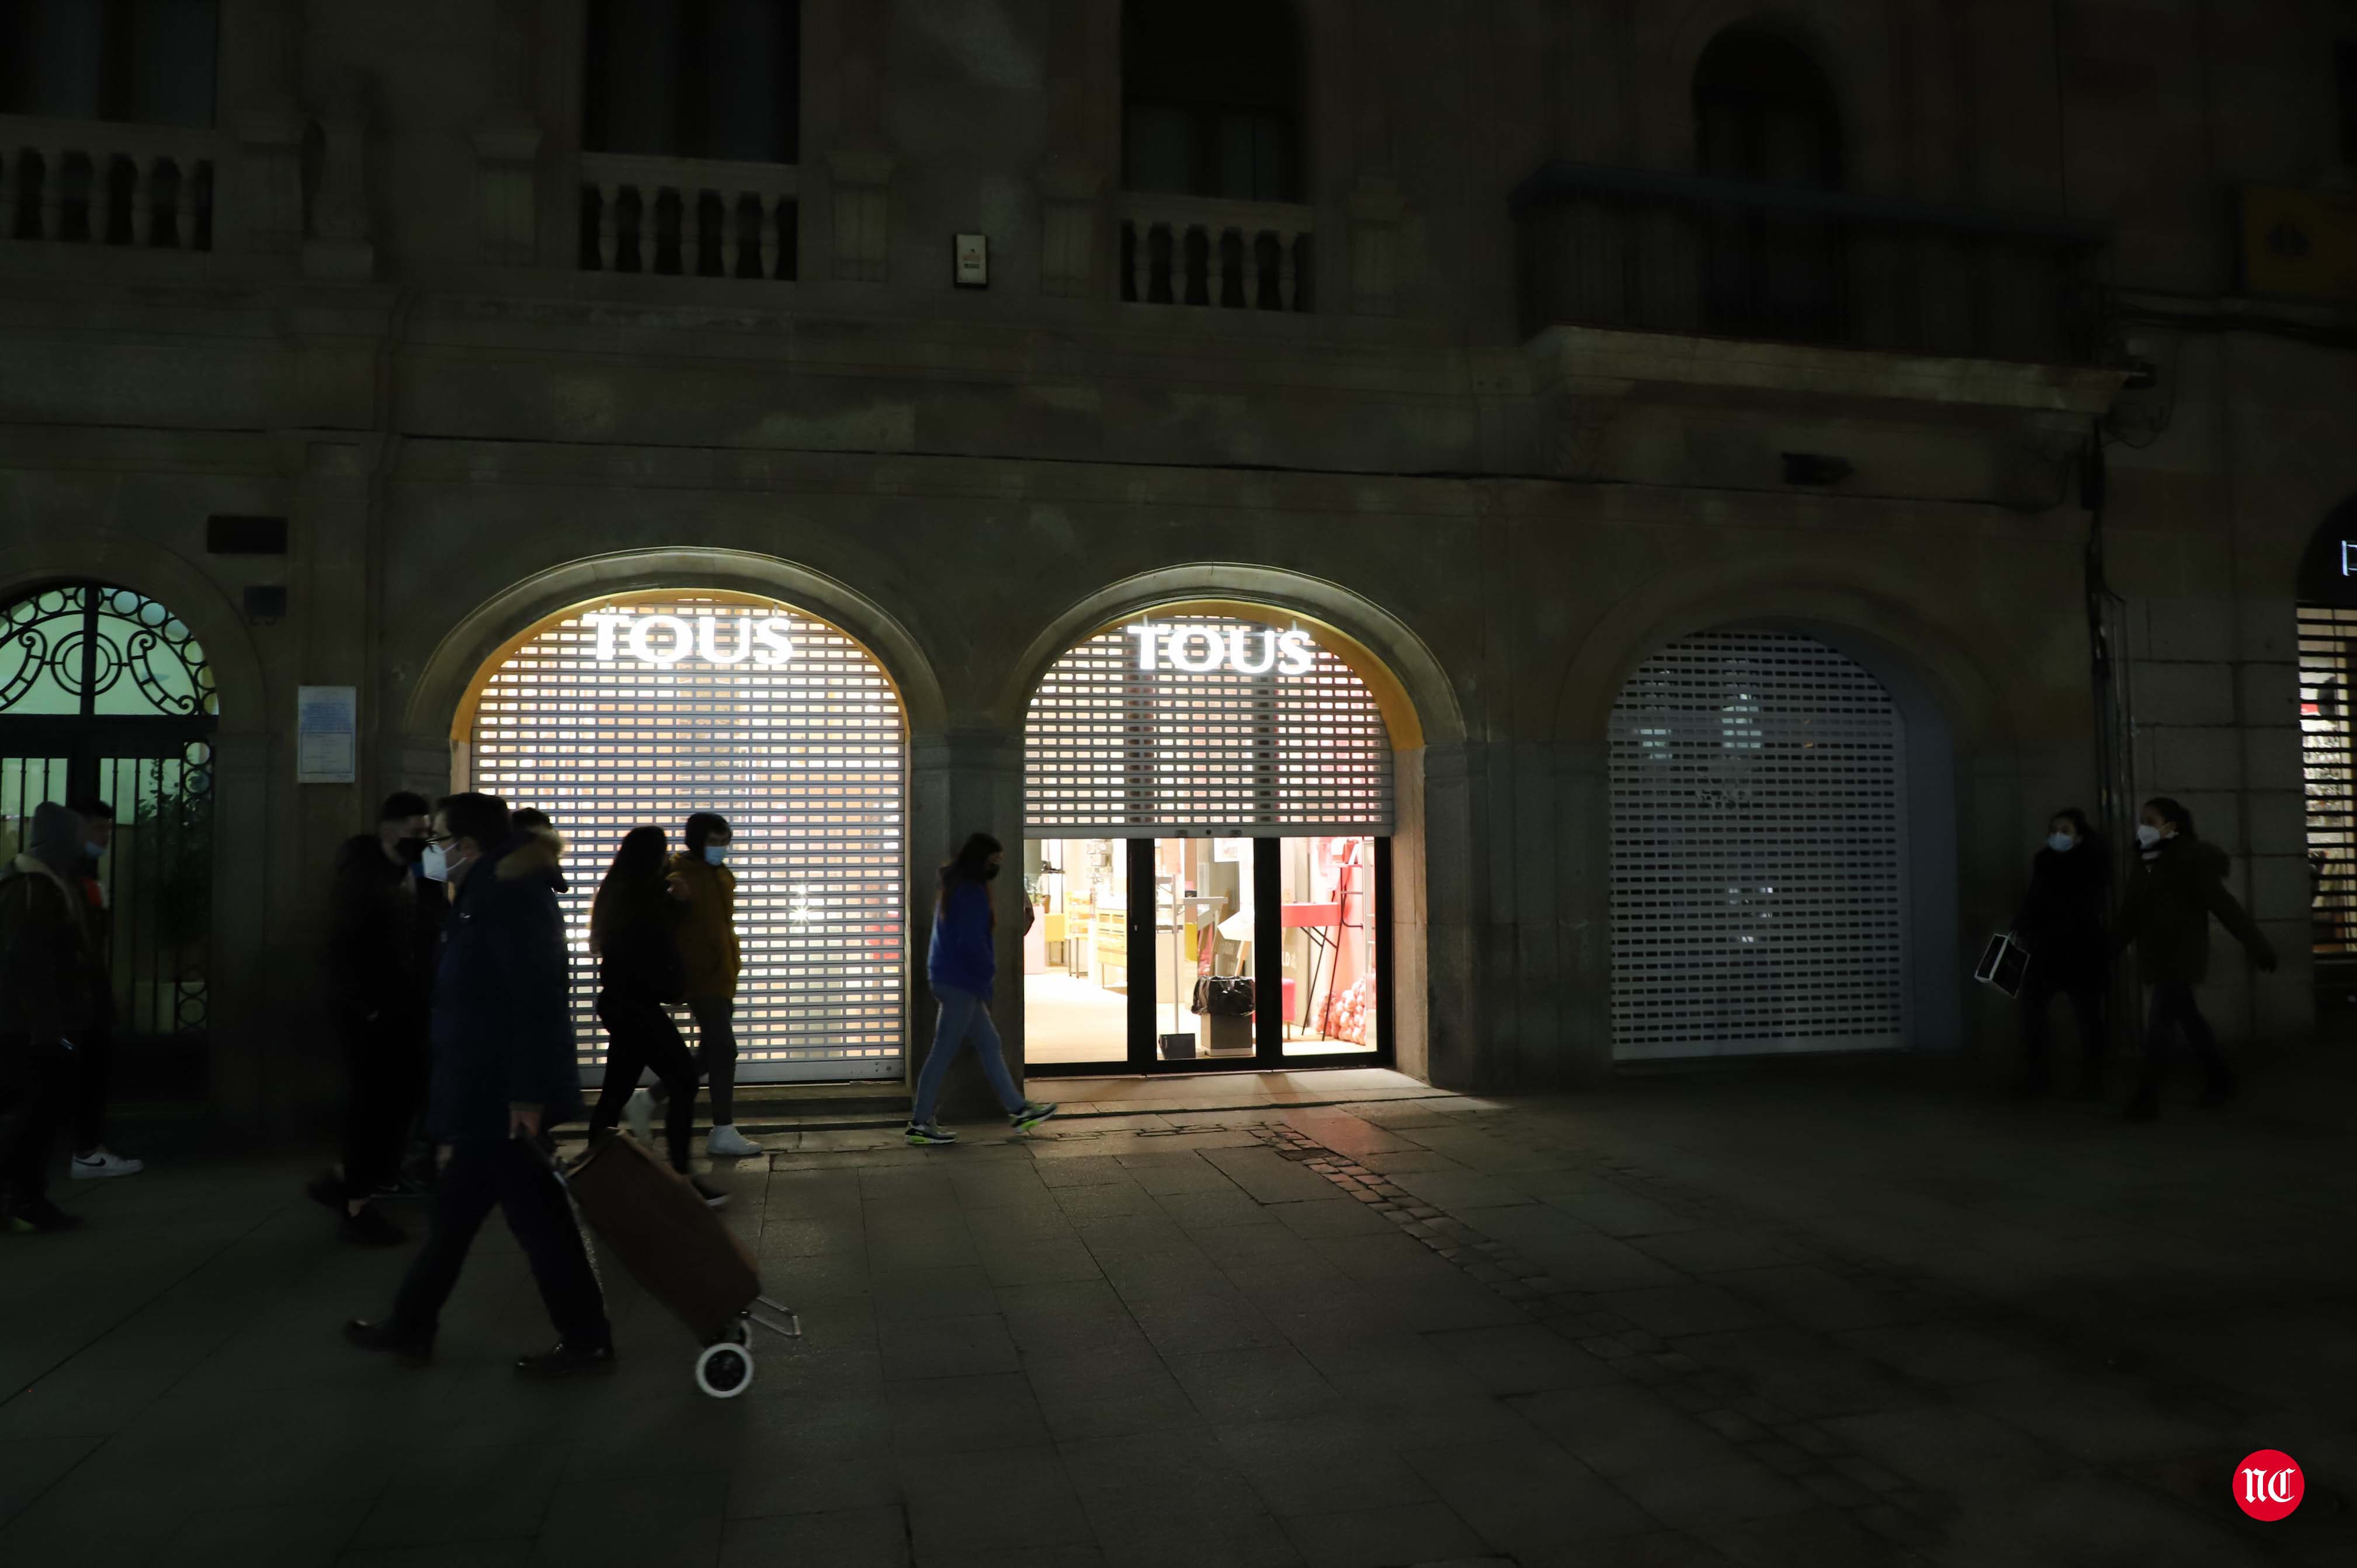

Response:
(71, 1148), (144, 1180)
(623, 1087), (654, 1146)
(706, 1124), (763, 1158)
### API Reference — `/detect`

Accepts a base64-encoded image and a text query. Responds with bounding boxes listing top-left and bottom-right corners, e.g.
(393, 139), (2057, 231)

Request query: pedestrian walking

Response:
(2113, 797), (2278, 1122)
(63, 799), (141, 1179)
(586, 827), (726, 1208)
(307, 791), (437, 1245)
(664, 812), (762, 1157)
(0, 804), (99, 1232)
(906, 832), (1058, 1146)
(343, 794), (614, 1375)
(2011, 806), (2112, 1099)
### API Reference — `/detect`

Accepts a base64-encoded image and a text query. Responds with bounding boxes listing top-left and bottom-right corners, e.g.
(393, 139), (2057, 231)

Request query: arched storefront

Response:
(454, 589), (908, 1083)
(0, 580), (217, 1069)
(1020, 604), (1407, 1073)
(1608, 627), (1926, 1059)
(2294, 499), (2357, 997)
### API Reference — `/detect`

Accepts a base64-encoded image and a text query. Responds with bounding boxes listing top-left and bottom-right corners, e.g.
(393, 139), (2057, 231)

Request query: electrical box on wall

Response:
(953, 233), (988, 288)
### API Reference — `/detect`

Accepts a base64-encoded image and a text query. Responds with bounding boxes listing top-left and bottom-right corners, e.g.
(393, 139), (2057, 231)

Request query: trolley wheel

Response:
(727, 1319), (752, 1347)
(696, 1341), (754, 1399)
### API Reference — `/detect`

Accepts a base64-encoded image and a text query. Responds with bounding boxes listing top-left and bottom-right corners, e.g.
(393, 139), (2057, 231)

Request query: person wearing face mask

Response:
(345, 792), (612, 1375)
(1, 803), (99, 1232)
(2008, 808), (2113, 1098)
(906, 832), (1059, 1146)
(658, 811), (761, 1157)
(309, 791), (438, 1244)
(2112, 796), (2279, 1122)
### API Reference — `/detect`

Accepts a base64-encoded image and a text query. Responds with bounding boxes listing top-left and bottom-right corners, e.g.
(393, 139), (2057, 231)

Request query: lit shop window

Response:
(465, 592), (907, 1081)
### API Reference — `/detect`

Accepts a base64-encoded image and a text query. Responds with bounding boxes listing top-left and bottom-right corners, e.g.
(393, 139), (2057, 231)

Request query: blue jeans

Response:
(911, 985), (1024, 1126)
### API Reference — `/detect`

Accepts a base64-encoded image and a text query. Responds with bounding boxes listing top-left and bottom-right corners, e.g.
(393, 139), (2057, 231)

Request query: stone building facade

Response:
(2, 0), (2350, 1133)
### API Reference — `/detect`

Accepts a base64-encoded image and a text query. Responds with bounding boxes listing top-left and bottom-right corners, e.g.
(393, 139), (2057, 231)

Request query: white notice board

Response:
(297, 685), (358, 784)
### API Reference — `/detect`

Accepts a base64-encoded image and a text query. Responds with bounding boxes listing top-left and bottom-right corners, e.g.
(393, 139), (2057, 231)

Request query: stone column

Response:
(907, 728), (1030, 1121)
(218, 0), (304, 256)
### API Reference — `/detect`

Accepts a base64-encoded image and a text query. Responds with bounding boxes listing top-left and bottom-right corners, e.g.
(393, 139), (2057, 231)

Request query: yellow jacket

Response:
(668, 853), (741, 999)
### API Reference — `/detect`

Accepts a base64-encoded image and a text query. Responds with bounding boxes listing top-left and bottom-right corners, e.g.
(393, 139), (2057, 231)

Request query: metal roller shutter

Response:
(1023, 614), (1394, 835)
(468, 593), (906, 1082)
(1609, 628), (1907, 1059)
(2297, 604), (2357, 959)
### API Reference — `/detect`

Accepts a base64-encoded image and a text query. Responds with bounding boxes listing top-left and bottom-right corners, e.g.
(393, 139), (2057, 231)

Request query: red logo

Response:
(2233, 1451), (2303, 1521)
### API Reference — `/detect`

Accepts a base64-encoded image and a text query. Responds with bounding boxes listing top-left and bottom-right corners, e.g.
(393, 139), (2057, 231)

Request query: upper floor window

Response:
(1122, 0), (1303, 203)
(584, 0), (800, 164)
(2338, 41), (2357, 168)
(1693, 26), (1842, 189)
(0, 0), (217, 126)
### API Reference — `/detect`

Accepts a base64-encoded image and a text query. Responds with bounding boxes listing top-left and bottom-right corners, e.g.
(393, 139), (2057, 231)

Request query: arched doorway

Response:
(0, 580), (217, 1061)
(1021, 605), (1403, 1072)
(1608, 627), (1918, 1059)
(454, 588), (908, 1082)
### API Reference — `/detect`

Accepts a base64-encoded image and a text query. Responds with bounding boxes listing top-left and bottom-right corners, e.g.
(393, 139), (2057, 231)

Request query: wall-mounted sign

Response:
(584, 612), (796, 668)
(1126, 623), (1317, 676)
(2341, 541), (2355, 576)
(296, 684), (357, 784)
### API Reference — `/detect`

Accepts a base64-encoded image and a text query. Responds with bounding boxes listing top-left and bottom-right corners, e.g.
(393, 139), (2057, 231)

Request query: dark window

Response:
(584, 0), (800, 164)
(1122, 0), (1303, 202)
(0, 0), (217, 126)
(1692, 26), (1845, 342)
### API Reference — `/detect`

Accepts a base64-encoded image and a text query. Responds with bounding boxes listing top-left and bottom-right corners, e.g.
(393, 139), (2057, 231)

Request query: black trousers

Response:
(591, 995), (699, 1173)
(337, 1008), (428, 1201)
(2018, 970), (2106, 1086)
(0, 1037), (71, 1203)
(688, 995), (737, 1125)
(2139, 981), (2233, 1097)
(390, 1137), (608, 1347)
(70, 1006), (112, 1153)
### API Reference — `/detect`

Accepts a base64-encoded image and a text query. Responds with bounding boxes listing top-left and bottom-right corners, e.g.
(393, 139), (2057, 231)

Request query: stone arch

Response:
(0, 531), (267, 737)
(1639, 1), (1900, 189)
(404, 545), (947, 746)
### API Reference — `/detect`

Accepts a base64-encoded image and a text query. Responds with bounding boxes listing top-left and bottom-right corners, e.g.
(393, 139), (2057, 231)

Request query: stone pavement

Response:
(3, 1058), (2353, 1567)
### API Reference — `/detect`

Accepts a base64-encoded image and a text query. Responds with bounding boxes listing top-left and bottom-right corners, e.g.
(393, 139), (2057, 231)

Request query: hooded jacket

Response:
(1, 806), (96, 1046)
(424, 825), (584, 1142)
(2114, 834), (2276, 986)
(2012, 837), (2112, 983)
(667, 851), (740, 999)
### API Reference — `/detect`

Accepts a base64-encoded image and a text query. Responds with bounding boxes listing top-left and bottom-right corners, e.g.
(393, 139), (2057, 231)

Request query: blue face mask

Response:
(704, 845), (728, 866)
(84, 842), (106, 861)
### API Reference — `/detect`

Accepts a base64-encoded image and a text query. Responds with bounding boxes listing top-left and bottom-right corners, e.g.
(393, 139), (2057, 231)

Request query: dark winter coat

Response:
(928, 877), (996, 1000)
(592, 878), (688, 1007)
(2012, 841), (2112, 983)
(2114, 835), (2276, 986)
(0, 856), (94, 1047)
(325, 835), (425, 1023)
(425, 826), (584, 1143)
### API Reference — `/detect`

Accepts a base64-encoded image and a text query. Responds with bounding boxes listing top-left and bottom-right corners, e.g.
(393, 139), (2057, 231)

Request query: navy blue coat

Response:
(425, 828), (584, 1143)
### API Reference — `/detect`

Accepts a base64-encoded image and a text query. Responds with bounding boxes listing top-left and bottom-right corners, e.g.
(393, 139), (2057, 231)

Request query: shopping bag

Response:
(1972, 932), (2031, 998)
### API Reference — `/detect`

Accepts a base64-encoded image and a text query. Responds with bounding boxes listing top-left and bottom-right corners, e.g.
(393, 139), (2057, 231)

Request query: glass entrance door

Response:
(1025, 836), (1390, 1073)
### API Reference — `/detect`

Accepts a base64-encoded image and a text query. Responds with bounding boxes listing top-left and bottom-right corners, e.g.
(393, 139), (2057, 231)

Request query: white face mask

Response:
(2047, 832), (2075, 854)
(704, 845), (728, 865)
(422, 842), (454, 882)
(2134, 823), (2163, 849)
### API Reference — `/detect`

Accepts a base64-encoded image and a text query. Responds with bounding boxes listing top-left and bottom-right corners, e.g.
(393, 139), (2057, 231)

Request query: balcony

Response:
(0, 115), (218, 252)
(1511, 162), (2108, 365)
(1120, 193), (1314, 312)
(578, 152), (798, 281)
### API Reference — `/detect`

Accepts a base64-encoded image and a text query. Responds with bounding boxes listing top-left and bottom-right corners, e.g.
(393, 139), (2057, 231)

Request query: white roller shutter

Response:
(1609, 628), (1907, 1059)
(468, 594), (906, 1082)
(2298, 604), (2357, 958)
(1025, 614), (1394, 835)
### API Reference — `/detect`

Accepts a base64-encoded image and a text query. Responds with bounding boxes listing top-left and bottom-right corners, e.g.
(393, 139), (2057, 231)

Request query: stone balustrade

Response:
(1120, 194), (1315, 312)
(0, 115), (220, 251)
(579, 152), (799, 281)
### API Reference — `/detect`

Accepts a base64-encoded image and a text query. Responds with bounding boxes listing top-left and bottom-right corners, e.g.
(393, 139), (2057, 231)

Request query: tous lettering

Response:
(1126, 623), (1316, 676)
(585, 612), (797, 667)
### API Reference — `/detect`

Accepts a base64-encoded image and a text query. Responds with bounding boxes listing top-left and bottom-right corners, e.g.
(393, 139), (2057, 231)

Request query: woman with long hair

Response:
(2010, 806), (2112, 1098)
(905, 832), (1058, 1146)
(2113, 797), (2278, 1121)
(586, 826), (724, 1205)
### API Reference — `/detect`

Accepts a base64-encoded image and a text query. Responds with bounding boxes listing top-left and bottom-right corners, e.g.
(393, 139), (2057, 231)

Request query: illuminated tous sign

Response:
(585, 611), (796, 667)
(2342, 540), (2356, 576)
(1127, 622), (1317, 676)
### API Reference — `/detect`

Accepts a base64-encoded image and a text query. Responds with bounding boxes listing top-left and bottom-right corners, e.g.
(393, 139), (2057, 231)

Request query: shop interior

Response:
(1022, 835), (1381, 1070)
